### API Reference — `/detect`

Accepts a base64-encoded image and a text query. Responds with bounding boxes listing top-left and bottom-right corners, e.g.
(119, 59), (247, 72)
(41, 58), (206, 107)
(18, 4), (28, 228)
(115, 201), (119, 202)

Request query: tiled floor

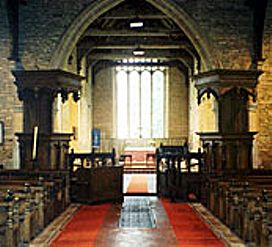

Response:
(31, 197), (245, 247)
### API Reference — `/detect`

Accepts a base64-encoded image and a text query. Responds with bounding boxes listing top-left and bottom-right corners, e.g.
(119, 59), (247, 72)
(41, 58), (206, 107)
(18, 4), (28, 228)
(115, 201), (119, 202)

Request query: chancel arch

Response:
(49, 0), (220, 71)
(47, 0), (224, 156)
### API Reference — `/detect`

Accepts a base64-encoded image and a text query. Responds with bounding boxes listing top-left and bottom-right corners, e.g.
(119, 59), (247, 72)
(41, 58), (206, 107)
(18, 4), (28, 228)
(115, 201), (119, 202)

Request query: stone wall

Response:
(255, 0), (272, 168)
(19, 0), (96, 69)
(198, 95), (218, 132)
(0, 0), (270, 167)
(168, 67), (188, 138)
(181, 0), (254, 69)
(0, 1), (22, 168)
(93, 67), (114, 140)
(15, 0), (254, 71)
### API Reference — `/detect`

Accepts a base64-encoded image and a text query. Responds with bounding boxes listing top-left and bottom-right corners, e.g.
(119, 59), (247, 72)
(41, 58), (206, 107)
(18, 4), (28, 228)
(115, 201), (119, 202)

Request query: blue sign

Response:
(92, 128), (100, 148)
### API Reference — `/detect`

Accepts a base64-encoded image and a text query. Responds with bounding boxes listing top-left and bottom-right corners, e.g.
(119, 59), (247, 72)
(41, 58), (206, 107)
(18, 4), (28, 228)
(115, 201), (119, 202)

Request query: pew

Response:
(0, 192), (19, 247)
(205, 173), (272, 246)
(0, 182), (53, 245)
(0, 169), (71, 246)
(0, 169), (70, 208)
(0, 185), (42, 246)
(0, 180), (55, 225)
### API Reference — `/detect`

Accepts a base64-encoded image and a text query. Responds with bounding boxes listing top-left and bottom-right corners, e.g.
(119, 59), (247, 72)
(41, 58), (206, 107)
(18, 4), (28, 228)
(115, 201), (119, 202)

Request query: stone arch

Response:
(49, 0), (221, 71)
(262, 0), (272, 60)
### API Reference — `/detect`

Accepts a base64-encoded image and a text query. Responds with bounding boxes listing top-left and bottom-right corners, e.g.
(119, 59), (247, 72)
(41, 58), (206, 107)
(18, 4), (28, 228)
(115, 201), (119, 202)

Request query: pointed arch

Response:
(50, 0), (221, 71)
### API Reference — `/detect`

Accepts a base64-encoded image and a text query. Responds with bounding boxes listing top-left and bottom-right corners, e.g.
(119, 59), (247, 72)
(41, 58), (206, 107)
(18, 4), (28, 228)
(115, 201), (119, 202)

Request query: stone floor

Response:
(31, 197), (245, 247)
(118, 197), (157, 228)
(95, 196), (178, 247)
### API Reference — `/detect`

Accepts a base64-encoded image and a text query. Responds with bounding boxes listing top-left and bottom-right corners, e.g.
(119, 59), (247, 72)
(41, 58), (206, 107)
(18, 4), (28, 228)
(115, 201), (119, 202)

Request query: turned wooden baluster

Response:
(21, 183), (32, 244)
(230, 190), (240, 233)
(260, 189), (272, 247)
(241, 182), (250, 240)
(252, 196), (262, 246)
(5, 190), (15, 247)
(226, 180), (236, 227)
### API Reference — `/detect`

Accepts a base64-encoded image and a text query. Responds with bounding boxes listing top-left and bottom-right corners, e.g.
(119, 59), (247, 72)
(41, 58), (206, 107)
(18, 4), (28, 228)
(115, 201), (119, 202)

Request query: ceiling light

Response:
(133, 48), (145, 56)
(129, 20), (144, 28)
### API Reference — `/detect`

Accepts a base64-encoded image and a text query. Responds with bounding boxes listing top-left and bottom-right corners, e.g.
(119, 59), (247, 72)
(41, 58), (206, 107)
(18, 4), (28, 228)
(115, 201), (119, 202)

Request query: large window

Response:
(116, 58), (165, 139)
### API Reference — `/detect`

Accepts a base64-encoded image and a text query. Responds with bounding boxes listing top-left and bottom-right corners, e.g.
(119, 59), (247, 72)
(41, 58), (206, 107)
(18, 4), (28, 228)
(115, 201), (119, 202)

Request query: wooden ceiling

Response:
(76, 0), (200, 75)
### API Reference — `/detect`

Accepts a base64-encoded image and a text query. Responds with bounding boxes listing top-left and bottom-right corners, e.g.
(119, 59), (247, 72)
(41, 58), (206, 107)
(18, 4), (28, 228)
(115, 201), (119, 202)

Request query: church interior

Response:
(0, 0), (271, 246)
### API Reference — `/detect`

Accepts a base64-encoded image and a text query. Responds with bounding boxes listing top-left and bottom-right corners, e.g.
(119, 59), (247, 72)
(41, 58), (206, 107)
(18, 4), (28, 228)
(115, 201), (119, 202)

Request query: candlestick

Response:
(32, 126), (38, 160)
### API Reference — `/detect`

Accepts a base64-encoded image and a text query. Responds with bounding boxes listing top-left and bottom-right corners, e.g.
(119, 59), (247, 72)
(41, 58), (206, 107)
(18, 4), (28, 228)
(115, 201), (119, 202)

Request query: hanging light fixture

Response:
(129, 15), (144, 28)
(133, 47), (145, 56)
(130, 20), (144, 28)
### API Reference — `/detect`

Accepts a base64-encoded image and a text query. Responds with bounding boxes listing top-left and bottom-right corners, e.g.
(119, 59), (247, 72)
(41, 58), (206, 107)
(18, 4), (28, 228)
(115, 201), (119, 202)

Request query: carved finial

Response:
(73, 91), (80, 102)
(60, 89), (68, 103)
(5, 190), (14, 202)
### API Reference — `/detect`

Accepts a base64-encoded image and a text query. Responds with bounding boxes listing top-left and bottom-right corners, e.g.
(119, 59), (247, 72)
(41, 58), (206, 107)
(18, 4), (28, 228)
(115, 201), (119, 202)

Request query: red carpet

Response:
(50, 204), (110, 247)
(162, 199), (225, 247)
(126, 175), (148, 193)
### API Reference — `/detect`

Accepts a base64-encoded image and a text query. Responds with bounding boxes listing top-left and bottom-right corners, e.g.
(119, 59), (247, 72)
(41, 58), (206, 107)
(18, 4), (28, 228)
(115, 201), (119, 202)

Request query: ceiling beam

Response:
(78, 44), (190, 50)
(99, 14), (168, 20)
(92, 59), (189, 73)
(245, 0), (268, 61)
(77, 39), (191, 50)
(83, 29), (184, 37)
(87, 49), (194, 65)
(92, 60), (182, 68)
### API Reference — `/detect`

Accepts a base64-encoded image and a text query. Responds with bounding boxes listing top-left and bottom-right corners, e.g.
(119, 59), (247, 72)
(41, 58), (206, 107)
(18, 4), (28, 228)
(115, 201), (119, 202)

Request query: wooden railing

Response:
(68, 148), (116, 171)
(156, 144), (205, 202)
(68, 149), (123, 204)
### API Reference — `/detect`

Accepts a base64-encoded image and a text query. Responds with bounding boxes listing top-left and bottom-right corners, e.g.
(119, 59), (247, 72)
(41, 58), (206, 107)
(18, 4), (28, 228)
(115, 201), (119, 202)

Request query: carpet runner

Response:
(50, 204), (110, 247)
(126, 175), (149, 193)
(49, 198), (226, 246)
(162, 199), (226, 246)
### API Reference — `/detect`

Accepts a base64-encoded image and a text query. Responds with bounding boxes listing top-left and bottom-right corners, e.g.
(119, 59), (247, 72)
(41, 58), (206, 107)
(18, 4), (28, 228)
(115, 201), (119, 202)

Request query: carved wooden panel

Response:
(71, 166), (123, 204)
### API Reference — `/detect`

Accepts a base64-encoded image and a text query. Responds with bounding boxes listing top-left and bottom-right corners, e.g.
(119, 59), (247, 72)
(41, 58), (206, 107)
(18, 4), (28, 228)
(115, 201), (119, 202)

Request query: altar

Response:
(122, 147), (156, 172)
